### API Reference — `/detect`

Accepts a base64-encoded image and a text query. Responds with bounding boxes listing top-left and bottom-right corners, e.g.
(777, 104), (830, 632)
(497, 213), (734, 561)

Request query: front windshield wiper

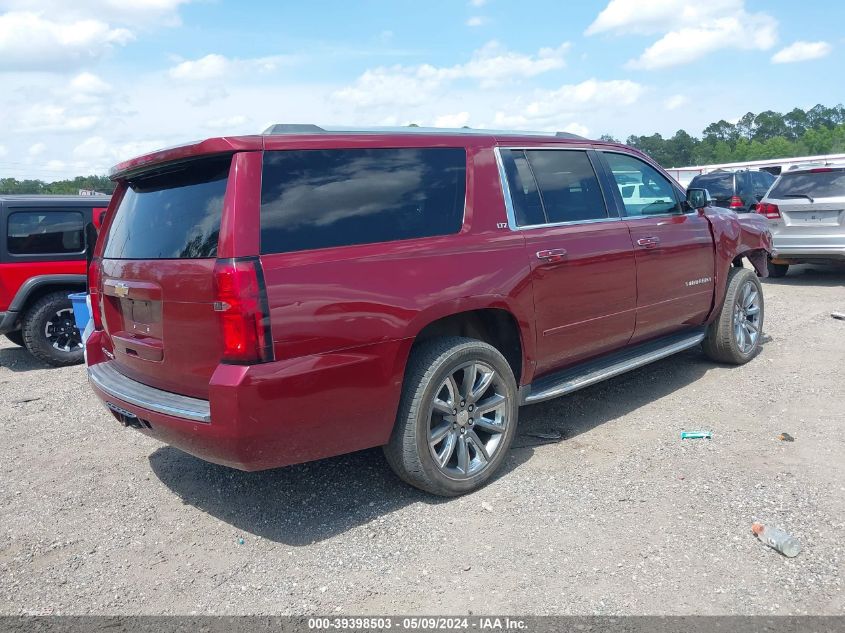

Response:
(783, 193), (815, 203)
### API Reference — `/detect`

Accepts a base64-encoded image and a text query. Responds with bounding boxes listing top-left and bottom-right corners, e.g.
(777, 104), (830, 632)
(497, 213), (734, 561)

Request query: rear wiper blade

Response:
(783, 193), (815, 203)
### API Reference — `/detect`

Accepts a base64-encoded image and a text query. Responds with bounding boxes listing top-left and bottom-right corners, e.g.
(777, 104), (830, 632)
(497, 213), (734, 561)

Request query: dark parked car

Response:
(86, 127), (772, 496)
(0, 195), (110, 365)
(689, 169), (775, 213)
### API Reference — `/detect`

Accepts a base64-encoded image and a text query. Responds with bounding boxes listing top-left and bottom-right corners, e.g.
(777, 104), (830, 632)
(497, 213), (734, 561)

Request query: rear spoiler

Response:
(109, 136), (264, 180)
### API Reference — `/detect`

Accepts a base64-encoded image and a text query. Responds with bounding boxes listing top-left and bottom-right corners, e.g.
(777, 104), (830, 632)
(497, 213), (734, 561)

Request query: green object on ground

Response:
(681, 431), (712, 440)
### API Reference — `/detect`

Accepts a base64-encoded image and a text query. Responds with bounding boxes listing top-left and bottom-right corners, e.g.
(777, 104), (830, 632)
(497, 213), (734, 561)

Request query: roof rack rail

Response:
(262, 124), (328, 135)
(261, 124), (587, 140)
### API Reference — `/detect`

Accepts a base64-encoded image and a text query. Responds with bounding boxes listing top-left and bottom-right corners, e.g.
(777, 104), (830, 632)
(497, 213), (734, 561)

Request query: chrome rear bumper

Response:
(88, 361), (211, 423)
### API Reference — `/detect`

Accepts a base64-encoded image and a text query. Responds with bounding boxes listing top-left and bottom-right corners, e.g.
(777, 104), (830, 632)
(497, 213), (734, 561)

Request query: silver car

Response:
(758, 163), (845, 277)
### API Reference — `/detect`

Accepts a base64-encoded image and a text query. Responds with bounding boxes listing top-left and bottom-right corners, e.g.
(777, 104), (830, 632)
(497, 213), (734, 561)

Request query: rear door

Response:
(98, 155), (232, 399)
(766, 168), (845, 254)
(499, 147), (636, 375)
(599, 151), (715, 343)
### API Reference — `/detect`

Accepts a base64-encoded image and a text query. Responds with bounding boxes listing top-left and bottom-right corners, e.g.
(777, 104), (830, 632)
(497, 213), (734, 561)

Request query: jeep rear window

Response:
(689, 173), (733, 199)
(259, 148), (466, 254)
(769, 169), (845, 199)
(104, 156), (230, 259)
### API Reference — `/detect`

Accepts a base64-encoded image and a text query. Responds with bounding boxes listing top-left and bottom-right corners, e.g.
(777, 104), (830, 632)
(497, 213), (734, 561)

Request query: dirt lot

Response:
(0, 265), (843, 616)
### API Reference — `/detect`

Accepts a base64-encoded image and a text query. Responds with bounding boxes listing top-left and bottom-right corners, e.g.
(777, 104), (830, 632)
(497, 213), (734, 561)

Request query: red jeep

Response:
(86, 127), (772, 495)
(1, 195), (110, 366)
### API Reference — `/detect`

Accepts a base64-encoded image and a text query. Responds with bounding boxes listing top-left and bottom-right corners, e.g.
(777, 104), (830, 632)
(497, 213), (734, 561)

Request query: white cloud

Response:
(335, 41), (570, 107)
(469, 0), (487, 6)
(0, 0), (192, 26)
(168, 53), (291, 81)
(70, 72), (111, 93)
(493, 79), (644, 130)
(772, 41), (832, 64)
(0, 12), (133, 71)
(28, 143), (46, 157)
(587, 0), (778, 70)
(204, 115), (250, 130)
(18, 103), (99, 132)
(45, 159), (65, 171)
(0, 145), (6, 157)
(666, 94), (689, 110)
(466, 16), (485, 27)
(433, 112), (471, 128)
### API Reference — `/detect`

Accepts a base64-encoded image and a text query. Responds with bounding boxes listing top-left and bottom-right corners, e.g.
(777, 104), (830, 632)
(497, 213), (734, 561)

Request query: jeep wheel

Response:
(384, 337), (518, 496)
(21, 291), (84, 367)
(4, 330), (25, 347)
(702, 268), (764, 365)
(767, 261), (789, 278)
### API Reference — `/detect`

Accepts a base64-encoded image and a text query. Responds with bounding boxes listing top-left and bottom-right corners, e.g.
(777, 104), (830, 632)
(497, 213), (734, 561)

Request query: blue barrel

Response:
(68, 292), (91, 332)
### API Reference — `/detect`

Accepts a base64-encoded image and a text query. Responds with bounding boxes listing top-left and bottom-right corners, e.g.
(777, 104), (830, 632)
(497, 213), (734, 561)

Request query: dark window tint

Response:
(604, 152), (681, 216)
(689, 173), (734, 200)
(769, 169), (845, 199)
(752, 171), (775, 198)
(104, 156), (230, 259)
(501, 150), (545, 226)
(7, 211), (84, 255)
(525, 150), (607, 223)
(260, 148), (466, 254)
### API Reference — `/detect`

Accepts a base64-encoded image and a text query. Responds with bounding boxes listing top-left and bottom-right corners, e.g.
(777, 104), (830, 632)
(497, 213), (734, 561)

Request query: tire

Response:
(384, 337), (519, 496)
(4, 330), (25, 347)
(21, 291), (84, 367)
(702, 268), (764, 365)
(767, 261), (789, 278)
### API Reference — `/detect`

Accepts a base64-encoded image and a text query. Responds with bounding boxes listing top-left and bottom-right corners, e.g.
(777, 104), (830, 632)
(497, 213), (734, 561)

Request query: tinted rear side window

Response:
(525, 150), (607, 223)
(769, 170), (845, 199)
(7, 210), (84, 255)
(752, 171), (775, 197)
(690, 174), (734, 199)
(260, 148), (466, 254)
(104, 156), (230, 259)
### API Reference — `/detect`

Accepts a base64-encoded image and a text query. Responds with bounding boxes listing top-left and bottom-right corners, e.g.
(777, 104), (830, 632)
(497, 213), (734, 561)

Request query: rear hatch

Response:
(691, 173), (735, 208)
(99, 156), (232, 399)
(766, 168), (845, 245)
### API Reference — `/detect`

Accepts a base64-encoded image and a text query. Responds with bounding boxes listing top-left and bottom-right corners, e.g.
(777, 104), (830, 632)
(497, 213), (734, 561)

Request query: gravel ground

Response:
(0, 264), (843, 616)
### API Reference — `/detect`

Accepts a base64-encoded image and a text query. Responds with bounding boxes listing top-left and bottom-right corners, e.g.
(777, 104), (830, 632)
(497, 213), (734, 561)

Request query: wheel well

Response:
(732, 249), (769, 276)
(17, 283), (84, 319)
(413, 309), (523, 383)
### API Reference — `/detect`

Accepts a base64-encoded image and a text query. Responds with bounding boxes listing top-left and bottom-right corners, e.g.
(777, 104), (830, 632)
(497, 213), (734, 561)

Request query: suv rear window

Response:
(104, 156), (230, 259)
(689, 173), (733, 199)
(260, 148), (466, 254)
(769, 169), (845, 199)
(7, 210), (84, 255)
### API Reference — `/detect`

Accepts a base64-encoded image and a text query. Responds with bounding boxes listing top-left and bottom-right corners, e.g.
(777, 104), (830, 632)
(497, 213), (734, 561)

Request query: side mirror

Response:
(686, 188), (710, 210)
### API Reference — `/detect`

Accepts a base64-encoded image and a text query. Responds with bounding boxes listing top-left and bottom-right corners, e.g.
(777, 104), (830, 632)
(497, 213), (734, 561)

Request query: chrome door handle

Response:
(536, 248), (567, 263)
(636, 237), (660, 249)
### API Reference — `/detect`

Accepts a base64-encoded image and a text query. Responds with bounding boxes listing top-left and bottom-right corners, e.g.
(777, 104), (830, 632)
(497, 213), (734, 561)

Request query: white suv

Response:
(757, 163), (845, 277)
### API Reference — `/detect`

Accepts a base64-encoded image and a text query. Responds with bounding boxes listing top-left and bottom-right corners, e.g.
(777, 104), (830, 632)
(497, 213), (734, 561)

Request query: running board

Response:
(520, 328), (706, 406)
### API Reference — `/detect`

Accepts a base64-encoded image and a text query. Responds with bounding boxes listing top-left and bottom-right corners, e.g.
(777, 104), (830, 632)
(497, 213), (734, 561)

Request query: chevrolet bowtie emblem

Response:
(114, 282), (129, 298)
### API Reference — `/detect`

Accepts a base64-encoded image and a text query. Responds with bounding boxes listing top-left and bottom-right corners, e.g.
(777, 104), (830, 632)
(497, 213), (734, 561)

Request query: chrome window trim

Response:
(493, 146), (622, 231)
(598, 148), (697, 218)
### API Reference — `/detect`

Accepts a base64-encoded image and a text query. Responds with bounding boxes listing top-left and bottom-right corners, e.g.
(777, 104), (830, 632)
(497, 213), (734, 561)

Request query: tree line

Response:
(0, 175), (116, 195)
(602, 103), (845, 168)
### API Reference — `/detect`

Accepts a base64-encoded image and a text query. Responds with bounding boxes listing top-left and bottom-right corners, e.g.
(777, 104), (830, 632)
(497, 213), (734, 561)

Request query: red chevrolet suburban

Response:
(86, 126), (773, 495)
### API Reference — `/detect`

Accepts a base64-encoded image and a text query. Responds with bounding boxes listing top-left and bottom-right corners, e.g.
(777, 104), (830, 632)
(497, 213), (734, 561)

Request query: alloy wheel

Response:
(733, 280), (761, 354)
(45, 308), (82, 353)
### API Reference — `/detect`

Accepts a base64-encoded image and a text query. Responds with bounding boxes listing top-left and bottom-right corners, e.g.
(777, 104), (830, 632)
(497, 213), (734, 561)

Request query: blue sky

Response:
(0, 0), (842, 179)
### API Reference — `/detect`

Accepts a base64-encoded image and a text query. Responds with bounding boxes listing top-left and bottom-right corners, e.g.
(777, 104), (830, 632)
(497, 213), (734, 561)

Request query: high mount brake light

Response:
(213, 258), (274, 364)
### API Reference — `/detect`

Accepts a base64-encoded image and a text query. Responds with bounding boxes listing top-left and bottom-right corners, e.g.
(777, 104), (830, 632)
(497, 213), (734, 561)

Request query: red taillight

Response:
(213, 258), (274, 364)
(729, 195), (744, 209)
(757, 202), (781, 220)
(88, 257), (103, 330)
